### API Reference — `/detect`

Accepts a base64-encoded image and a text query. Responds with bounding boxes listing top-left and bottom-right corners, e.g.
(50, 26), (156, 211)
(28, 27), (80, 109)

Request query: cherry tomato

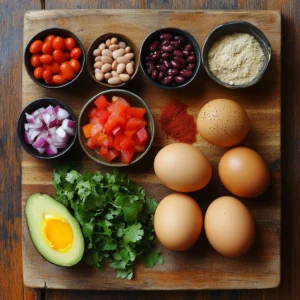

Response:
(64, 51), (70, 61)
(43, 69), (53, 84)
(52, 36), (65, 51)
(60, 62), (75, 80)
(43, 61), (61, 74)
(53, 50), (66, 63)
(69, 59), (81, 73)
(30, 54), (41, 67)
(40, 54), (53, 64)
(70, 47), (82, 59)
(65, 38), (76, 51)
(53, 75), (67, 85)
(33, 66), (44, 79)
(42, 41), (53, 54)
(29, 40), (43, 54)
(44, 34), (56, 43)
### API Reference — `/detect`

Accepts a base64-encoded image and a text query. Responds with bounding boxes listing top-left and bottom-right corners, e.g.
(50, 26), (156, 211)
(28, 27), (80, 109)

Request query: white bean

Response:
(94, 61), (103, 69)
(113, 48), (125, 60)
(104, 72), (112, 80)
(98, 43), (106, 50)
(109, 44), (119, 51)
(101, 56), (113, 64)
(119, 74), (130, 82)
(94, 56), (102, 62)
(105, 39), (111, 47)
(126, 63), (134, 75)
(112, 60), (118, 71)
(117, 63), (126, 74)
(93, 49), (101, 56)
(108, 77), (122, 85)
(95, 71), (104, 81)
(118, 41), (126, 49)
(101, 63), (112, 73)
(111, 71), (119, 77)
(111, 37), (118, 45)
(95, 68), (102, 73)
(124, 46), (131, 54)
(117, 56), (130, 64)
(124, 53), (134, 60)
(102, 49), (113, 57)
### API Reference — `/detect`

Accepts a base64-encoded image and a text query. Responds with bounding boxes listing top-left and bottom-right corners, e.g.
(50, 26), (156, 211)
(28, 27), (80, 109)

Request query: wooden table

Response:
(1, 1), (298, 299)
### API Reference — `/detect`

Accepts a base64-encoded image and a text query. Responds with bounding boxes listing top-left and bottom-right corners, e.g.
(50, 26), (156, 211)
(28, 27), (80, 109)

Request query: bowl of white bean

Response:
(87, 33), (139, 88)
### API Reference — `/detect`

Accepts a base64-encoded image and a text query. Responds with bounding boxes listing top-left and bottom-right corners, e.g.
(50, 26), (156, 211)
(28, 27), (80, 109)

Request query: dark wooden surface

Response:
(1, 0), (299, 299)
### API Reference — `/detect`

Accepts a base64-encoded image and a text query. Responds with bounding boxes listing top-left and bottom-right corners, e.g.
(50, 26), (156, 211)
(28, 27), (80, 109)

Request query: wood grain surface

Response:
(1, 0), (300, 299)
(22, 9), (281, 291)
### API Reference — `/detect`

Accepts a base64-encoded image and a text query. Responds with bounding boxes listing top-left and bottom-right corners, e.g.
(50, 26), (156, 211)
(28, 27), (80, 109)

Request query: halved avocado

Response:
(25, 193), (84, 267)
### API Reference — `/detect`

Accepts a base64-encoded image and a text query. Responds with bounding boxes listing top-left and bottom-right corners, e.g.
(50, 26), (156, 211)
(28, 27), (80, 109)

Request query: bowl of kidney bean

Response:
(24, 27), (86, 89)
(140, 28), (201, 89)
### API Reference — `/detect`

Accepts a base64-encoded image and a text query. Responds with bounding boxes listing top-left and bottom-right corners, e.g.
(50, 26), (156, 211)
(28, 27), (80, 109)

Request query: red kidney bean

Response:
(170, 40), (180, 47)
(174, 35), (185, 42)
(175, 76), (185, 84)
(161, 45), (174, 52)
(156, 65), (167, 72)
(186, 55), (196, 63)
(161, 39), (170, 46)
(150, 40), (160, 52)
(162, 52), (173, 60)
(160, 33), (173, 40)
(158, 71), (165, 81)
(151, 70), (158, 81)
(182, 50), (189, 57)
(146, 54), (153, 61)
(174, 50), (184, 58)
(180, 69), (193, 78)
(162, 75), (174, 85)
(174, 56), (187, 66)
(186, 63), (195, 70)
(184, 44), (192, 52)
(167, 68), (179, 76)
(171, 60), (183, 69)
(190, 51), (195, 56)
(147, 64), (155, 75)
(163, 60), (171, 69)
(152, 50), (162, 60)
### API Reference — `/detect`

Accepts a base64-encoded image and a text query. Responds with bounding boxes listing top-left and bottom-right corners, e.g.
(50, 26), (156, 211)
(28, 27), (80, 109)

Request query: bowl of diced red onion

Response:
(17, 98), (77, 159)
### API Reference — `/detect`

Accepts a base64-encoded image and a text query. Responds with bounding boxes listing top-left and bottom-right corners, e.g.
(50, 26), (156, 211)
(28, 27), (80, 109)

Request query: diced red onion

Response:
(23, 105), (75, 157)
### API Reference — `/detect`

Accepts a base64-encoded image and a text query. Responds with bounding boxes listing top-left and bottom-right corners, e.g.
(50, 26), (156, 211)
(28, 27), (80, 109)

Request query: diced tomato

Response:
(121, 148), (135, 164)
(124, 130), (136, 138)
(96, 109), (111, 124)
(94, 95), (108, 110)
(101, 149), (119, 162)
(120, 137), (135, 151)
(86, 137), (97, 150)
(101, 136), (114, 147)
(90, 116), (101, 125)
(125, 118), (147, 133)
(112, 126), (121, 135)
(128, 107), (146, 119)
(82, 123), (93, 138)
(111, 96), (130, 106)
(105, 115), (122, 135)
(96, 133), (108, 146)
(113, 133), (126, 151)
(99, 146), (108, 155)
(135, 144), (146, 152)
(88, 107), (99, 120)
(91, 123), (103, 138)
(133, 127), (148, 145)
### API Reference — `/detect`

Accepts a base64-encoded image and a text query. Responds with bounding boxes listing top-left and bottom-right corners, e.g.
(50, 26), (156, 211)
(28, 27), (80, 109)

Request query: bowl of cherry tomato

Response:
(24, 27), (86, 88)
(78, 89), (155, 167)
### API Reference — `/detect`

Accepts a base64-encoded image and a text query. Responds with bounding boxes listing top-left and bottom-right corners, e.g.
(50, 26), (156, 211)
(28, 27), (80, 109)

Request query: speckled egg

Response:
(197, 99), (250, 147)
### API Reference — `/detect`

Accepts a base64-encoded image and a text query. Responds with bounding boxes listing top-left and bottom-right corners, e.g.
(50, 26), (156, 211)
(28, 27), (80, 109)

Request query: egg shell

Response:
(218, 147), (270, 198)
(154, 143), (212, 192)
(154, 193), (203, 251)
(204, 196), (255, 257)
(197, 99), (250, 147)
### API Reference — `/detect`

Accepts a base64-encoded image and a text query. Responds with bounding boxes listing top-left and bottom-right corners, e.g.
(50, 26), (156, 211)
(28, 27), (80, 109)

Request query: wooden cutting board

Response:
(22, 9), (281, 290)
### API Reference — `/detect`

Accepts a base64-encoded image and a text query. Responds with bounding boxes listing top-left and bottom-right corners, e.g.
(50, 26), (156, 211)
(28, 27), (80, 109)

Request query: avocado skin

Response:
(25, 193), (84, 267)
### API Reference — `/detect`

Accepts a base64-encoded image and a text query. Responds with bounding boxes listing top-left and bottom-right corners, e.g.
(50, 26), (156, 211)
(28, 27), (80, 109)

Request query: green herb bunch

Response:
(53, 168), (163, 279)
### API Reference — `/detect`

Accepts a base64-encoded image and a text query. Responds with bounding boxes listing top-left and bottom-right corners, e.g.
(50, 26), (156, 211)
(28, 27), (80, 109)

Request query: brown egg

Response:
(205, 196), (255, 257)
(218, 147), (270, 198)
(154, 143), (212, 192)
(197, 99), (250, 147)
(154, 193), (203, 251)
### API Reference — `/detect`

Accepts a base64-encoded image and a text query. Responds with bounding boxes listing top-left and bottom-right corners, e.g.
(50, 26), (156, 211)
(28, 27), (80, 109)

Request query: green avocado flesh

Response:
(25, 193), (84, 267)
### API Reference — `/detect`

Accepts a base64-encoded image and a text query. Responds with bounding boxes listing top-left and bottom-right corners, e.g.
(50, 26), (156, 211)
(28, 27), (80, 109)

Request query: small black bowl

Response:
(202, 21), (272, 89)
(140, 28), (201, 90)
(17, 98), (77, 159)
(24, 27), (86, 89)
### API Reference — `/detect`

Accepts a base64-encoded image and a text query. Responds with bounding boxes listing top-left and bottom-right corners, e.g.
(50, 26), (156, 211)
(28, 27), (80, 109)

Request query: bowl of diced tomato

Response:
(78, 89), (155, 166)
(24, 27), (85, 88)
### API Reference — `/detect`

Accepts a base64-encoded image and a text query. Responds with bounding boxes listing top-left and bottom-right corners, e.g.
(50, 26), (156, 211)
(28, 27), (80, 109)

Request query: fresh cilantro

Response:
(53, 168), (163, 279)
